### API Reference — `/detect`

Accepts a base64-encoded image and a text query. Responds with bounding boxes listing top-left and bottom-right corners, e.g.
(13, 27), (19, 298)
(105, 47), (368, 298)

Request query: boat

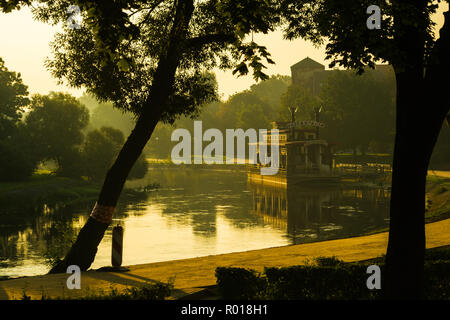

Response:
(247, 118), (340, 188)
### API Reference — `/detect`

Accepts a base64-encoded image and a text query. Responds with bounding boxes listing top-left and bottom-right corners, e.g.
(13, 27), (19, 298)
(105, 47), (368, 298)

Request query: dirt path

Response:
(1, 218), (449, 300)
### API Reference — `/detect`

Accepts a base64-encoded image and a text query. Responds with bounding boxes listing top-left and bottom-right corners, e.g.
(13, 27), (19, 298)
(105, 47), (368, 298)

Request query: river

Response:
(0, 167), (390, 278)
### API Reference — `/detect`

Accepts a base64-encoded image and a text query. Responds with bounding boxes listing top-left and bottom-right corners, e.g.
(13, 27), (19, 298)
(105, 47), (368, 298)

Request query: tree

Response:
(282, 0), (450, 298)
(279, 84), (318, 122)
(0, 57), (29, 138)
(82, 127), (124, 181)
(216, 91), (273, 130)
(320, 69), (396, 154)
(82, 127), (148, 181)
(146, 75), (290, 159)
(79, 93), (136, 136)
(249, 74), (291, 119)
(0, 0), (282, 273)
(25, 92), (90, 174)
(0, 57), (35, 181)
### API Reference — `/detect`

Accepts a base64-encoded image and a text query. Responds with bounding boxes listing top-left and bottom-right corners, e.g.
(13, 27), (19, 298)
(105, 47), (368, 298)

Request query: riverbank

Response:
(0, 174), (100, 204)
(1, 218), (449, 300)
(0, 174), (98, 225)
(0, 173), (158, 225)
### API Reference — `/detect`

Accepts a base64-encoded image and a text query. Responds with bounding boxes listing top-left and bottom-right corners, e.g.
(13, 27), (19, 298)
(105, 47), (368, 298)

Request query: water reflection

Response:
(0, 168), (390, 278)
(248, 180), (390, 244)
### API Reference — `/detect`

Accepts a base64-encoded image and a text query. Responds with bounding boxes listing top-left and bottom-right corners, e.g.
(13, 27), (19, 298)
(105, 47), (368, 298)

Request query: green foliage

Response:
(25, 92), (90, 172)
(263, 264), (378, 300)
(81, 126), (148, 181)
(281, 0), (439, 72)
(81, 127), (124, 181)
(147, 75), (290, 159)
(0, 57), (29, 138)
(319, 69), (396, 154)
(215, 249), (450, 300)
(0, 1), (31, 14)
(79, 93), (135, 135)
(218, 91), (272, 130)
(215, 267), (266, 300)
(279, 84), (319, 121)
(25, 0), (283, 124)
(0, 58), (36, 181)
(249, 74), (291, 107)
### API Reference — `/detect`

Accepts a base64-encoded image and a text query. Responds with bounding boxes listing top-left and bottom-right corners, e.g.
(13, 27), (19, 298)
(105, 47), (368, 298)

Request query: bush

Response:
(423, 260), (450, 300)
(215, 249), (450, 300)
(263, 264), (379, 300)
(215, 267), (266, 300)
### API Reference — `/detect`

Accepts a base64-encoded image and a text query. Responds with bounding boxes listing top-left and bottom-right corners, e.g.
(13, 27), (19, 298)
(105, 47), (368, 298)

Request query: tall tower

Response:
(290, 57), (325, 95)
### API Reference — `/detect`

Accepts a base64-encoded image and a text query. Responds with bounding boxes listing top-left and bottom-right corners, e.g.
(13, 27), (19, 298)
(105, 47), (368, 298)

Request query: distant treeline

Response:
(145, 72), (450, 170)
(0, 58), (147, 182)
(1, 59), (449, 183)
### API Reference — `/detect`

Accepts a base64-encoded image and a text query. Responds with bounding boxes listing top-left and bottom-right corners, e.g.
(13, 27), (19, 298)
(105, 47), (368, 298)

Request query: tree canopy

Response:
(0, 57), (29, 138)
(25, 92), (90, 170)
(281, 0), (440, 71)
(0, 57), (35, 181)
(320, 69), (396, 154)
(1, 0), (282, 125)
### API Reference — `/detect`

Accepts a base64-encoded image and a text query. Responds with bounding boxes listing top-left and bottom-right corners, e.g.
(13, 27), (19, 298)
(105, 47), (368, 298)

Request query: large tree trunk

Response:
(384, 70), (427, 299)
(385, 8), (450, 299)
(49, 0), (195, 274)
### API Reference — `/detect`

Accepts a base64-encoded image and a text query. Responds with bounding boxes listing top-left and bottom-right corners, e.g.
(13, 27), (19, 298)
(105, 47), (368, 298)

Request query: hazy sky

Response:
(0, 4), (447, 100)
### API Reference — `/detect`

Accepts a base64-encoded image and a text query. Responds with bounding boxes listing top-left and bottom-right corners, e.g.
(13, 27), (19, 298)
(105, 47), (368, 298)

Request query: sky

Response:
(0, 4), (447, 100)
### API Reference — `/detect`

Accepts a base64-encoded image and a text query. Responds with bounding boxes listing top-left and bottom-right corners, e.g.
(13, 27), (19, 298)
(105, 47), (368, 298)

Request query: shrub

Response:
(263, 264), (378, 300)
(215, 248), (450, 300)
(314, 256), (345, 267)
(215, 267), (266, 300)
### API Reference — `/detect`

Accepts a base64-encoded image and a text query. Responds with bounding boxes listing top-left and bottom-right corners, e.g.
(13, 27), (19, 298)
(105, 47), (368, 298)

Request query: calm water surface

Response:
(0, 168), (390, 278)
